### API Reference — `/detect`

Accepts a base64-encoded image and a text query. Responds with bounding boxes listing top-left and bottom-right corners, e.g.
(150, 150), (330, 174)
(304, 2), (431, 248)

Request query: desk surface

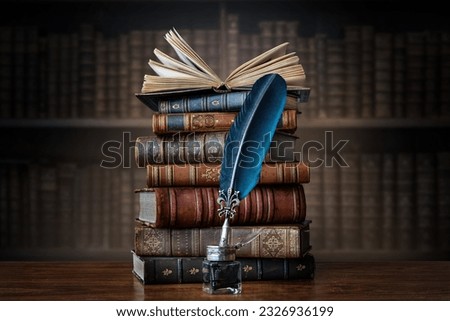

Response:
(0, 261), (449, 300)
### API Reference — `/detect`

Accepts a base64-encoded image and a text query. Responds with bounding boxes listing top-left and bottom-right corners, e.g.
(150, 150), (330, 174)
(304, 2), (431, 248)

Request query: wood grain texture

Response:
(0, 261), (449, 300)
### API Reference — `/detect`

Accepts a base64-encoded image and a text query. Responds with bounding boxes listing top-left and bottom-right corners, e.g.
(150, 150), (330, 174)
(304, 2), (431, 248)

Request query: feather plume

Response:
(217, 73), (287, 246)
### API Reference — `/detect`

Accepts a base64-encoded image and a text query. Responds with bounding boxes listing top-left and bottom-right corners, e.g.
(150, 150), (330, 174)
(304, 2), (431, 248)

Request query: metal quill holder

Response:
(201, 73), (288, 294)
(202, 189), (242, 295)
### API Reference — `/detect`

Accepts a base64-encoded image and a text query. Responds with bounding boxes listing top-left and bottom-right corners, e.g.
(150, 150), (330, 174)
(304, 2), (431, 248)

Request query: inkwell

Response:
(202, 73), (288, 294)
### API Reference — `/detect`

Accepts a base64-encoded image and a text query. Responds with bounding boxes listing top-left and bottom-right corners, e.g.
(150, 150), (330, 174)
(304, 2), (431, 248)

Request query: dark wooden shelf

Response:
(1, 261), (449, 300)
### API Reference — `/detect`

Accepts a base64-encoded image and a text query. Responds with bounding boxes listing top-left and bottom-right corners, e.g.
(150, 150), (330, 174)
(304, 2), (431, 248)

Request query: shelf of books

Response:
(0, 1), (449, 262)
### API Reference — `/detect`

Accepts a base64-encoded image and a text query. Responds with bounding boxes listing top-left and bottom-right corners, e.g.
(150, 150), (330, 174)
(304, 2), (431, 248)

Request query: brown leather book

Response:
(135, 184), (306, 228)
(134, 219), (311, 258)
(135, 131), (298, 166)
(146, 161), (310, 187)
(151, 109), (298, 134)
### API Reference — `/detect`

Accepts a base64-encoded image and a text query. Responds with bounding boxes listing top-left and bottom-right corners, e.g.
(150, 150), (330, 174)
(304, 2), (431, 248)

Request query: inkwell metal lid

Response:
(206, 245), (236, 261)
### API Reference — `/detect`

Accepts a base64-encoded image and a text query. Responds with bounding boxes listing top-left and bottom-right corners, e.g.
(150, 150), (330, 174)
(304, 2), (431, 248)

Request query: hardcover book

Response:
(134, 131), (298, 166)
(135, 184), (306, 228)
(132, 251), (315, 284)
(145, 161), (310, 187)
(134, 220), (311, 258)
(151, 109), (298, 134)
(136, 89), (307, 113)
(140, 28), (306, 94)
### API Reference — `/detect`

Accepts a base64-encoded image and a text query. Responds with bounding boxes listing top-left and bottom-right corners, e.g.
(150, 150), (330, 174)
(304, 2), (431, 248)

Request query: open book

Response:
(141, 28), (306, 94)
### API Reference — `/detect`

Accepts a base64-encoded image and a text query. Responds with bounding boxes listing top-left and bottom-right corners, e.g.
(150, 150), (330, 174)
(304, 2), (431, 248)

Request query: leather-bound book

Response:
(132, 251), (315, 284)
(151, 109), (298, 134)
(145, 161), (310, 187)
(135, 184), (306, 228)
(134, 219), (311, 258)
(135, 131), (298, 166)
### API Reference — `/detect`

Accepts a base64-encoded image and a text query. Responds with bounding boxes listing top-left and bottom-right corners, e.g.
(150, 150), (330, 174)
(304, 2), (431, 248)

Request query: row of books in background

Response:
(0, 162), (141, 257)
(1, 16), (450, 119)
(307, 151), (450, 255)
(0, 150), (448, 260)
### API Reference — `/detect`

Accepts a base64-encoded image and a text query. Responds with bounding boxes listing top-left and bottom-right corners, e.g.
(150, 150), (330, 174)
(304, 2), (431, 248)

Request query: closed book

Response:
(146, 161), (310, 187)
(151, 109), (298, 134)
(135, 184), (306, 228)
(136, 89), (306, 114)
(132, 251), (315, 284)
(134, 220), (311, 258)
(135, 131), (298, 166)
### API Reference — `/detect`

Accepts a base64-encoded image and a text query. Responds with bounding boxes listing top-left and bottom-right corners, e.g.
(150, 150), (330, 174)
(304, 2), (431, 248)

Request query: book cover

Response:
(134, 220), (311, 258)
(135, 131), (298, 166)
(136, 88), (307, 113)
(151, 109), (298, 134)
(135, 184), (306, 228)
(132, 251), (315, 284)
(145, 161), (310, 187)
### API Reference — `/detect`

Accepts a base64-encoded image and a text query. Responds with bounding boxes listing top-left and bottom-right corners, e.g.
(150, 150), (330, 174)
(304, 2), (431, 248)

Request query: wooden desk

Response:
(0, 261), (449, 300)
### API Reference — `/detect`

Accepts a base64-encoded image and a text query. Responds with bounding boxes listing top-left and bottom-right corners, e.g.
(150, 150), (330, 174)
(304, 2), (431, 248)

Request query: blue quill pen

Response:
(217, 73), (287, 247)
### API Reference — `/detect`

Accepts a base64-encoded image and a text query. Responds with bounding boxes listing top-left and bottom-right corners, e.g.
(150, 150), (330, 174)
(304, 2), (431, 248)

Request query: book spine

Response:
(132, 252), (315, 284)
(46, 33), (59, 118)
(94, 32), (107, 118)
(58, 34), (71, 118)
(117, 33), (130, 118)
(136, 185), (306, 228)
(340, 153), (361, 250)
(405, 32), (425, 118)
(415, 153), (437, 252)
(157, 91), (248, 113)
(146, 162), (309, 187)
(360, 25), (374, 118)
(107, 37), (120, 118)
(396, 153), (416, 250)
(392, 33), (406, 118)
(381, 153), (396, 249)
(69, 33), (80, 118)
(374, 32), (393, 118)
(151, 109), (297, 134)
(325, 38), (345, 118)
(134, 221), (311, 258)
(360, 153), (382, 250)
(135, 132), (297, 166)
(315, 33), (328, 118)
(226, 14), (240, 73)
(57, 163), (77, 248)
(128, 30), (145, 118)
(344, 26), (361, 118)
(78, 24), (96, 118)
(322, 164), (341, 250)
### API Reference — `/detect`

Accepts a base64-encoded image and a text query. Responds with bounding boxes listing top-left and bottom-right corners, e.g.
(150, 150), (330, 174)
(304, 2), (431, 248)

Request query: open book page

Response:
(164, 29), (222, 85)
(142, 28), (306, 93)
(150, 49), (216, 82)
(225, 42), (289, 80)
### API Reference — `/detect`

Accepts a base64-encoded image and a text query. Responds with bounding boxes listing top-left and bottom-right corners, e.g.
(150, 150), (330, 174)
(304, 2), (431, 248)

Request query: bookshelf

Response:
(1, 0), (449, 261)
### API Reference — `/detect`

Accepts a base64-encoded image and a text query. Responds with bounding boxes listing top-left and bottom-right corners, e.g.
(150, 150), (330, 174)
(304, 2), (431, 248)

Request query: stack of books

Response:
(130, 29), (315, 285)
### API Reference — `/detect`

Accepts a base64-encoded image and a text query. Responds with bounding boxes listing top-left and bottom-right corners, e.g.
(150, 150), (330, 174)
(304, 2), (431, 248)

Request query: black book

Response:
(132, 251), (315, 284)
